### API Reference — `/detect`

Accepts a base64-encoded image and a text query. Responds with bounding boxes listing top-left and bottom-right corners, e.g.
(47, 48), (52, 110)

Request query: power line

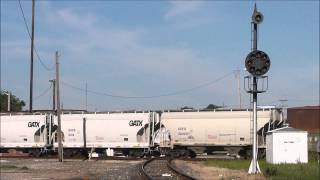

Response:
(34, 83), (52, 100)
(18, 0), (54, 71)
(62, 71), (234, 99)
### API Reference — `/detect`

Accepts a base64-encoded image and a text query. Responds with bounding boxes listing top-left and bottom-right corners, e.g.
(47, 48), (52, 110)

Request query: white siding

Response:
(266, 129), (308, 164)
(266, 134), (273, 163)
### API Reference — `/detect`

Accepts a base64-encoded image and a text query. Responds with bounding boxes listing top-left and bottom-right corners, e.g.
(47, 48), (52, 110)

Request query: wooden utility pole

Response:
(29, 0), (35, 112)
(7, 92), (11, 112)
(235, 68), (242, 109)
(49, 79), (56, 112)
(55, 51), (63, 162)
(85, 82), (87, 111)
(3, 91), (11, 112)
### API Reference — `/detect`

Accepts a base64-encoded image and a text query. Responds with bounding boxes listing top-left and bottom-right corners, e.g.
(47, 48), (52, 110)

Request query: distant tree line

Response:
(0, 91), (25, 112)
(180, 104), (223, 111)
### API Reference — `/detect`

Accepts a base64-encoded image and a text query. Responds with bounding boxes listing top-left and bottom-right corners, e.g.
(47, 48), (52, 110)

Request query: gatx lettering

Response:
(129, 120), (143, 126)
(28, 122), (40, 127)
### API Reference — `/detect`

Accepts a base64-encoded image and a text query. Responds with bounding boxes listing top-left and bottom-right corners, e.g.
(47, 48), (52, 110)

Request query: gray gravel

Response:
(143, 159), (188, 180)
(0, 158), (146, 180)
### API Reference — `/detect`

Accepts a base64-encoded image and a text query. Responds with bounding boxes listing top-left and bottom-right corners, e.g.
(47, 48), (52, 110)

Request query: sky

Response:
(1, 0), (319, 111)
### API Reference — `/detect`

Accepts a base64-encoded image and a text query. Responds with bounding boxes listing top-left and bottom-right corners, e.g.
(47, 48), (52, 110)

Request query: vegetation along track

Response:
(141, 157), (197, 180)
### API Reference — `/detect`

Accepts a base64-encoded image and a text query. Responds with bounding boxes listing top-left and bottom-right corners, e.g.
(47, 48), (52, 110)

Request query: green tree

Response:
(0, 91), (26, 112)
(180, 106), (194, 110)
(204, 104), (222, 110)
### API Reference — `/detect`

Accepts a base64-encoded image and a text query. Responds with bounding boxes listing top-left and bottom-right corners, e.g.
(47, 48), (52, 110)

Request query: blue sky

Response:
(1, 1), (319, 111)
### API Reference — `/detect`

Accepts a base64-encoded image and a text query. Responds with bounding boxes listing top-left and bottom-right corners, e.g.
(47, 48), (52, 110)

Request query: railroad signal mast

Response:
(245, 4), (271, 174)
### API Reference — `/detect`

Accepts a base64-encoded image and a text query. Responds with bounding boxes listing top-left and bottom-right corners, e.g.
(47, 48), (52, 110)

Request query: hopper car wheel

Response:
(129, 150), (145, 158)
(29, 149), (41, 157)
(179, 149), (190, 158)
(168, 149), (191, 158)
(152, 150), (161, 157)
(167, 150), (179, 158)
(188, 149), (197, 158)
(258, 149), (266, 159)
(63, 149), (77, 157)
(80, 149), (89, 158)
(244, 150), (252, 159)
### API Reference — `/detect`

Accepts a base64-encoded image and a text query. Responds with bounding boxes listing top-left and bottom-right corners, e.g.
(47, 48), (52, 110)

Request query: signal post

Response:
(245, 4), (271, 174)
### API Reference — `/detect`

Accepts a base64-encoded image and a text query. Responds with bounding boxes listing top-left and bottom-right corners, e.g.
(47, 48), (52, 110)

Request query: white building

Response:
(266, 126), (308, 164)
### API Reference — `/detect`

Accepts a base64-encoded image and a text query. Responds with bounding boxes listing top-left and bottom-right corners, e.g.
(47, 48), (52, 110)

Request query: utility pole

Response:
(49, 79), (56, 112)
(29, 0), (35, 112)
(3, 91), (11, 112)
(8, 92), (11, 112)
(85, 82), (87, 111)
(55, 51), (63, 162)
(235, 68), (242, 109)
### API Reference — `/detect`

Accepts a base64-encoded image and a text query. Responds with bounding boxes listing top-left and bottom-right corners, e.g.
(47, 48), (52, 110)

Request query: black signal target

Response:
(245, 50), (270, 76)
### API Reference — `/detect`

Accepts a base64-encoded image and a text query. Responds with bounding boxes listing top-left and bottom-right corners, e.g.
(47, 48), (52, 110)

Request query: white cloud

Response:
(39, 7), (227, 80)
(165, 1), (204, 19)
(164, 1), (212, 29)
(8, 3), (318, 110)
(29, 7), (234, 110)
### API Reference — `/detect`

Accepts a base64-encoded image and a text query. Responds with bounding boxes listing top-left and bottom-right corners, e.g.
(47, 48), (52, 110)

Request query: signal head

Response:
(252, 11), (264, 24)
(245, 50), (270, 76)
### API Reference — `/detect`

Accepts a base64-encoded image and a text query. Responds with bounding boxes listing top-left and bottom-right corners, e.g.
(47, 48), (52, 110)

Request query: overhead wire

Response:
(62, 71), (234, 99)
(15, 0), (236, 101)
(34, 83), (52, 100)
(18, 0), (54, 71)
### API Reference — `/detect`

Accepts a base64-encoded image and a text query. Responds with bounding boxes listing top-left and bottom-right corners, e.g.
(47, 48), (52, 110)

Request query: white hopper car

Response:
(0, 108), (282, 157)
(0, 112), (158, 157)
(54, 112), (157, 157)
(155, 109), (282, 157)
(0, 114), (52, 155)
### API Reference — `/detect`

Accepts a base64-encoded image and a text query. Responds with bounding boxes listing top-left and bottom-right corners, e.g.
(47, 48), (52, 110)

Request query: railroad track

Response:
(0, 153), (144, 161)
(141, 157), (197, 180)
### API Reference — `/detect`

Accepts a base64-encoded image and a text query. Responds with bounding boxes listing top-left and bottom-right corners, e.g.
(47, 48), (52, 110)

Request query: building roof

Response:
(288, 106), (320, 110)
(267, 126), (307, 134)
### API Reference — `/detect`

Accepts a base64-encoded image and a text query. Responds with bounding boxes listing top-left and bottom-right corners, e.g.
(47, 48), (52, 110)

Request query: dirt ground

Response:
(174, 160), (266, 180)
(0, 158), (145, 180)
(1, 158), (267, 180)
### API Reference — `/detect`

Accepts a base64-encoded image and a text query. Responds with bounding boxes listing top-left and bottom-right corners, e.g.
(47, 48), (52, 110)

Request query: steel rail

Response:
(141, 157), (198, 180)
(167, 158), (198, 180)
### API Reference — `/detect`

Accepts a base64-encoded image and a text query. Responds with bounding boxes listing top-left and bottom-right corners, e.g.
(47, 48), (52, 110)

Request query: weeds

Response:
(0, 165), (19, 169)
(204, 159), (320, 180)
(21, 166), (29, 170)
(0, 165), (29, 170)
(264, 166), (277, 177)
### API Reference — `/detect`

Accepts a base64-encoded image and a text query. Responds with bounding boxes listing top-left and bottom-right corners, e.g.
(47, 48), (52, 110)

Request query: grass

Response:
(0, 165), (29, 170)
(0, 165), (19, 169)
(20, 166), (29, 170)
(204, 158), (320, 180)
